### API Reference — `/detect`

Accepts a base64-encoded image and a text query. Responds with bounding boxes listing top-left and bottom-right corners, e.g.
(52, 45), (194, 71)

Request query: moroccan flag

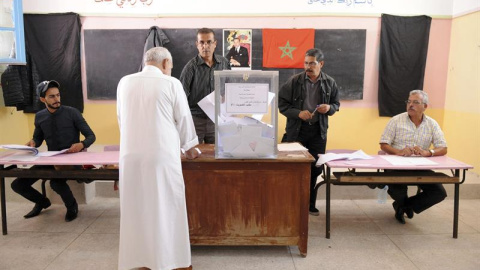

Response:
(262, 29), (315, 68)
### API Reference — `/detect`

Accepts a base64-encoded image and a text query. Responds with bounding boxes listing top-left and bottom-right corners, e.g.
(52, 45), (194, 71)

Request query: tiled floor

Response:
(1, 198), (479, 270)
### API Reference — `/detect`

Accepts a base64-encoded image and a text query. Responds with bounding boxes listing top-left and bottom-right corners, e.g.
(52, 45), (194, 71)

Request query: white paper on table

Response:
(37, 149), (69, 157)
(316, 150), (373, 167)
(277, 142), (308, 152)
(1, 144), (39, 155)
(0, 152), (39, 162)
(380, 155), (438, 166)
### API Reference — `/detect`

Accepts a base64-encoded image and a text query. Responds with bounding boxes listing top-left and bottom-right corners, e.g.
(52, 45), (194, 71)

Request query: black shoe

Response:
(24, 198), (51, 219)
(65, 201), (78, 222)
(392, 201), (405, 224)
(404, 207), (414, 219)
(309, 207), (320, 216)
(367, 184), (386, 189)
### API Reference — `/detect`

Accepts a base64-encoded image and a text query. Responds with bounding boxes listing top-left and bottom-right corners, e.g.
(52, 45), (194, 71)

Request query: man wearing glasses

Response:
(380, 90), (447, 224)
(279, 48), (340, 216)
(180, 28), (230, 144)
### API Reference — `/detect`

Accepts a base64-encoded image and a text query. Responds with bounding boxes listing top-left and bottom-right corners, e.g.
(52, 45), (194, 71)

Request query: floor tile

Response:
(45, 233), (119, 270)
(191, 246), (295, 270)
(0, 231), (78, 270)
(291, 235), (416, 270)
(390, 234), (480, 270)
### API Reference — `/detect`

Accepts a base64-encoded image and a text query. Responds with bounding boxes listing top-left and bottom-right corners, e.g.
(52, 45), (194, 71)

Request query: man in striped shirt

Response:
(180, 28), (231, 143)
(380, 90), (447, 224)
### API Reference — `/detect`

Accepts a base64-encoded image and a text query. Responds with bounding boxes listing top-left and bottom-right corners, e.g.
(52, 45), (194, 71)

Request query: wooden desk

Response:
(318, 155), (473, 239)
(0, 145), (314, 256)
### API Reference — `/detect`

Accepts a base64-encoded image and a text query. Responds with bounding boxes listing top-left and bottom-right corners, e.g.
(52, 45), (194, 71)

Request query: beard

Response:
(47, 102), (61, 110)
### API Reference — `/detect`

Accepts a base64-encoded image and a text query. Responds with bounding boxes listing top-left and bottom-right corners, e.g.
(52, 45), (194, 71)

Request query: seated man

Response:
(379, 90), (447, 224)
(11, 80), (96, 222)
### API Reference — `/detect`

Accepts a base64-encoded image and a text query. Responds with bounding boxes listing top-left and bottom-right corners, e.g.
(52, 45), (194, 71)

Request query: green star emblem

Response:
(279, 41), (296, 60)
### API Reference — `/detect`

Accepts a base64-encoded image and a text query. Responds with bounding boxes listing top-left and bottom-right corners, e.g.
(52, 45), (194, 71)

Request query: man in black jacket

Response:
(11, 80), (96, 222)
(278, 48), (340, 216)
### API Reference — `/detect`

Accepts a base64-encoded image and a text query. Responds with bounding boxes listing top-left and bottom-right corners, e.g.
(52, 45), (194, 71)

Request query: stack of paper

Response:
(0, 144), (69, 157)
(316, 150), (373, 167)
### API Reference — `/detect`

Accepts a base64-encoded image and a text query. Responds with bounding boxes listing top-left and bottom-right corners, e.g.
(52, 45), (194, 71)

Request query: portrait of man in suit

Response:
(226, 37), (249, 67)
(223, 29), (252, 69)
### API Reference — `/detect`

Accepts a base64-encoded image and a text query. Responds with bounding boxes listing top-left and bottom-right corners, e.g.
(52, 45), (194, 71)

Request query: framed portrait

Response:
(223, 29), (252, 70)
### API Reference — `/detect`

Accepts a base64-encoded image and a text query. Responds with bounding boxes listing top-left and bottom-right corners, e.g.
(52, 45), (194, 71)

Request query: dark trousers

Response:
(295, 122), (327, 208)
(388, 183), (447, 213)
(192, 115), (215, 144)
(10, 165), (76, 208)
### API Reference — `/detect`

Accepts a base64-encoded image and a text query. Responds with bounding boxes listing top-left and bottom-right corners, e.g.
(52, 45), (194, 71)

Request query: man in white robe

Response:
(117, 47), (200, 270)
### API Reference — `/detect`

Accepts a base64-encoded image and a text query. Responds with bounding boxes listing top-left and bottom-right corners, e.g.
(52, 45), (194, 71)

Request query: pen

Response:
(311, 105), (320, 116)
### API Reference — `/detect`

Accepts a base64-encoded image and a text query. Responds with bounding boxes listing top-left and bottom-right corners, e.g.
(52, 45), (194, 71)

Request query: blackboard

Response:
(84, 28), (365, 100)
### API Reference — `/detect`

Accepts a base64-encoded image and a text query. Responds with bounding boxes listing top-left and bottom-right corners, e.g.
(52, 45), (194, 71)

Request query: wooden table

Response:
(0, 144), (314, 256)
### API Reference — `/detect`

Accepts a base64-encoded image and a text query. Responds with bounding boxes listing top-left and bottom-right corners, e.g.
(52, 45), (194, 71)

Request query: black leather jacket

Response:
(279, 71), (340, 141)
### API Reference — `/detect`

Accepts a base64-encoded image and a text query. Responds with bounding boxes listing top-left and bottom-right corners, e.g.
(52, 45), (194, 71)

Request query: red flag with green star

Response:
(262, 29), (315, 68)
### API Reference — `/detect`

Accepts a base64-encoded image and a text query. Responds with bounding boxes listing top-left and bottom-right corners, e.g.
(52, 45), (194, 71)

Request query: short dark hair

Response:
(233, 37), (240, 42)
(305, 48), (324, 62)
(197, 28), (215, 39)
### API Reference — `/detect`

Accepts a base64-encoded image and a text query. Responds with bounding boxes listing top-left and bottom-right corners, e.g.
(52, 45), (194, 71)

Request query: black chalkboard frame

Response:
(84, 28), (366, 100)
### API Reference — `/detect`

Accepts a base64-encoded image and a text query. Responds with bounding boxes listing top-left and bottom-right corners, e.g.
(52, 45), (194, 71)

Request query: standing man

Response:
(117, 47), (200, 270)
(180, 27), (231, 144)
(11, 80), (96, 222)
(279, 48), (340, 216)
(225, 37), (249, 67)
(380, 90), (447, 224)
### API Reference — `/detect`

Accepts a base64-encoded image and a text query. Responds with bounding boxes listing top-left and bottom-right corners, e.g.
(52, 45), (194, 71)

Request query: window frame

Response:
(0, 0), (26, 65)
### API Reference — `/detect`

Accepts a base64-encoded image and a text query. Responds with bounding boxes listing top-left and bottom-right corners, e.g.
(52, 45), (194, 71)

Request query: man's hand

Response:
(230, 59), (240, 66)
(413, 146), (430, 157)
(26, 140), (35, 147)
(298, 110), (313, 120)
(185, 147), (201, 160)
(67, 142), (84, 153)
(316, 104), (330, 114)
(397, 147), (415, 157)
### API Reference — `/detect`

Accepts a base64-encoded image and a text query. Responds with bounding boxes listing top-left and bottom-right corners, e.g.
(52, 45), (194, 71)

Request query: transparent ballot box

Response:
(214, 70), (278, 159)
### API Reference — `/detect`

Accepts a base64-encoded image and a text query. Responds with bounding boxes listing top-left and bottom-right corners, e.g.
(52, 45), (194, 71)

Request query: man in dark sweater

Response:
(11, 80), (96, 222)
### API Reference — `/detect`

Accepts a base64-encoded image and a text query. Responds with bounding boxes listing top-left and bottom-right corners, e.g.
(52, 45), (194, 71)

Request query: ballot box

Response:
(213, 70), (278, 159)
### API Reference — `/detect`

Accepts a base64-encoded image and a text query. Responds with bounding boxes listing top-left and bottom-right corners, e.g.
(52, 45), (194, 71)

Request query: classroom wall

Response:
(0, 15), (453, 156)
(443, 11), (480, 173)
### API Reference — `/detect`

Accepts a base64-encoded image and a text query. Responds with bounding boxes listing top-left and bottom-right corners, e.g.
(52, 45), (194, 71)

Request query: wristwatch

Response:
(429, 149), (435, 156)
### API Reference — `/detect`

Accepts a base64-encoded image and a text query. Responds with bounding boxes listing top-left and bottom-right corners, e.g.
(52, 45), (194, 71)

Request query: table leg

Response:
(1, 165), (7, 235)
(453, 169), (460, 239)
(326, 165), (331, 239)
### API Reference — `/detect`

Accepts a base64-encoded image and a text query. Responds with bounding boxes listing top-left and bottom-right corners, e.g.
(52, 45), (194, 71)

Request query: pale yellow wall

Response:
(0, 107), (34, 144)
(0, 104), (120, 146)
(443, 11), (480, 173)
(82, 103), (119, 145)
(277, 108), (446, 155)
